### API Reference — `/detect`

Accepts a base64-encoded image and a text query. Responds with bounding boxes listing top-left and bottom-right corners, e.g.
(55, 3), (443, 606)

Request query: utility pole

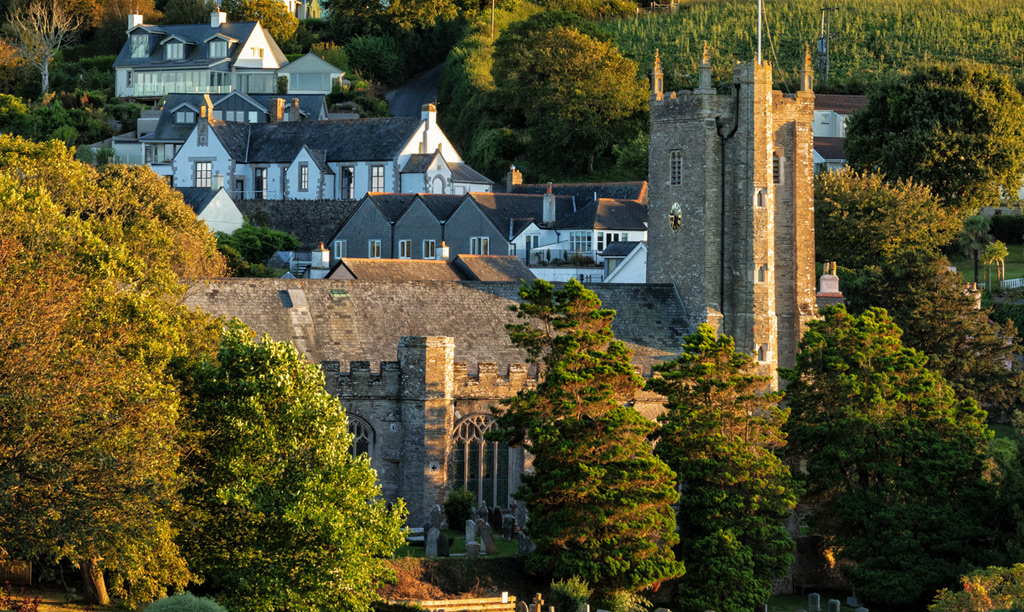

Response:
(817, 7), (839, 84)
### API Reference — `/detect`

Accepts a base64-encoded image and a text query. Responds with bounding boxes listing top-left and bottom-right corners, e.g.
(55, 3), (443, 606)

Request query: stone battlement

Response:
(322, 358), (542, 399)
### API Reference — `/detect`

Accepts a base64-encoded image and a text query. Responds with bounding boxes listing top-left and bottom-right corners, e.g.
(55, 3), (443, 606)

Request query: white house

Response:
(811, 94), (869, 173)
(177, 186), (244, 234)
(277, 53), (344, 94)
(171, 104), (492, 200)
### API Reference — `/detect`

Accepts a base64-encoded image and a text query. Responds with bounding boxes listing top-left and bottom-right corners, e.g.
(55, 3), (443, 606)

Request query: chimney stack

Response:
(212, 173), (223, 191)
(506, 165), (522, 192)
(211, 10), (227, 28)
(271, 97), (284, 123)
(290, 98), (300, 122)
(314, 243), (330, 269)
(542, 182), (556, 225)
(128, 12), (144, 30)
(440, 241), (451, 262)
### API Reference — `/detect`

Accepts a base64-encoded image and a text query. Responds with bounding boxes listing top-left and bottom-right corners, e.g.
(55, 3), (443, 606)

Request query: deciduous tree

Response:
(178, 323), (408, 612)
(222, 0), (298, 43)
(845, 64), (1024, 217)
(649, 324), (797, 612)
(491, 279), (684, 599)
(783, 306), (996, 607)
(7, 0), (83, 94)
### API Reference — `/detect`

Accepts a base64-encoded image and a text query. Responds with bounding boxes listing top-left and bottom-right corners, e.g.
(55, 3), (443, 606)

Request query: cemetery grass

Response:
(395, 529), (518, 558)
(768, 593), (865, 612)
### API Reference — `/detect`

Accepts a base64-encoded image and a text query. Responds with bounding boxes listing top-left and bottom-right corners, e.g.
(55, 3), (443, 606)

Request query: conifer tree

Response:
(492, 279), (684, 599)
(649, 324), (797, 612)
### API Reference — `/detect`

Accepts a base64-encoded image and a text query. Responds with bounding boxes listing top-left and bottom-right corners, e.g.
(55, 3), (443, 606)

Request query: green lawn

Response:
(768, 593), (865, 612)
(395, 529), (518, 558)
(948, 243), (1024, 284)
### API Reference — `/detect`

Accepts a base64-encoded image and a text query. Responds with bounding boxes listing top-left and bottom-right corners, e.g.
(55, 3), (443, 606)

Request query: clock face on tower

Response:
(669, 202), (682, 231)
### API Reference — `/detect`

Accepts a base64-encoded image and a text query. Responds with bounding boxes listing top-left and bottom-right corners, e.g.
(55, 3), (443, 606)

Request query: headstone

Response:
(517, 532), (535, 556)
(466, 519), (478, 544)
(846, 597), (859, 608)
(466, 541), (480, 559)
(479, 522), (499, 554)
(517, 602), (529, 612)
(531, 593), (544, 612)
(502, 515), (515, 541)
(490, 507), (504, 530)
(470, 507), (478, 522)
(809, 593), (821, 612)
(425, 527), (440, 557)
(429, 505), (443, 529)
(437, 532), (450, 557)
(828, 599), (841, 612)
(854, 608), (868, 612)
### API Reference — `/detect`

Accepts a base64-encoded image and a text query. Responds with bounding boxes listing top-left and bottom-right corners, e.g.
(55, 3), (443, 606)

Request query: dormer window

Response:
(209, 40), (227, 58)
(130, 35), (148, 58)
(166, 42), (184, 60)
(175, 110), (196, 124)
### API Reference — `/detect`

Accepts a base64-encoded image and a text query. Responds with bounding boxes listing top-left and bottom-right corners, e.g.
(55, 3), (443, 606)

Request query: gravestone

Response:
(466, 541), (480, 559)
(425, 527), (440, 557)
(466, 519), (478, 545)
(479, 522), (499, 555)
(846, 592), (859, 609)
(531, 593), (544, 612)
(437, 532), (450, 557)
(429, 505), (443, 529)
(490, 507), (504, 530)
(502, 516), (516, 541)
(809, 593), (821, 612)
(855, 608), (868, 612)
(517, 602), (529, 612)
(828, 599), (841, 612)
(517, 532), (535, 556)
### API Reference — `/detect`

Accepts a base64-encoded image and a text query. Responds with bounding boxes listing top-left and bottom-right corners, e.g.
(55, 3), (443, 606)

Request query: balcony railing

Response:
(133, 83), (234, 97)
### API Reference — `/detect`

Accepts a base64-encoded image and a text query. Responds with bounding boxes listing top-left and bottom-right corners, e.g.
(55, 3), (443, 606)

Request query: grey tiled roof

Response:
(184, 279), (691, 373)
(468, 193), (576, 238)
(335, 258), (462, 281)
(449, 162), (493, 185)
(452, 255), (535, 282)
(416, 194), (464, 221)
(814, 137), (846, 161)
(248, 94), (327, 119)
(554, 198), (648, 231)
(401, 153), (434, 173)
(114, 21), (288, 69)
(235, 199), (360, 248)
(600, 241), (642, 258)
(210, 118), (421, 164)
(302, 145), (333, 174)
(510, 181), (648, 204)
(141, 94), (209, 142)
(177, 187), (220, 215)
(367, 193), (416, 222)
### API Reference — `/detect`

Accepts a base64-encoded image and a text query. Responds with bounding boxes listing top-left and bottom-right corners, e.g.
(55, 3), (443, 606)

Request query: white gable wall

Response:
(198, 189), (245, 234)
(234, 24), (283, 70)
(173, 124), (233, 189)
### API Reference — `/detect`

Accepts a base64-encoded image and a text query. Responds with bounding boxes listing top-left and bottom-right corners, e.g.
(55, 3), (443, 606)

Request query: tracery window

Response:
(450, 414), (509, 509)
(348, 415), (374, 458)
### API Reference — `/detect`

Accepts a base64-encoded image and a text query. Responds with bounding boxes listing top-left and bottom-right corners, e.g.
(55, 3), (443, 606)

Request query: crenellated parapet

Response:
(322, 358), (541, 400)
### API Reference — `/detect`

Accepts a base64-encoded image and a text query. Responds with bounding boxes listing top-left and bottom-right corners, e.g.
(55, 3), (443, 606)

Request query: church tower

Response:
(646, 46), (817, 385)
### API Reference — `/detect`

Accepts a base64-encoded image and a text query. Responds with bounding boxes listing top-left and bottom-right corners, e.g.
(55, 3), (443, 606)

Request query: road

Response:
(386, 63), (445, 117)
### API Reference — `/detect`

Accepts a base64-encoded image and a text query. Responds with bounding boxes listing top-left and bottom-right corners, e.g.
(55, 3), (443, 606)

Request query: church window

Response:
(450, 414), (509, 509)
(773, 153), (781, 184)
(348, 416), (374, 458)
(756, 263), (768, 283)
(757, 345), (768, 362)
(670, 150), (682, 185)
(755, 188), (766, 208)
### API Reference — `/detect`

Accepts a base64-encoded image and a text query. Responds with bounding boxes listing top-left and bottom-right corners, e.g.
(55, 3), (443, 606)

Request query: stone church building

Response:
(184, 52), (818, 525)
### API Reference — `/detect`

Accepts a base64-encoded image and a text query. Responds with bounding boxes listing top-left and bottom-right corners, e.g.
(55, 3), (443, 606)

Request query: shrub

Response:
(145, 593), (227, 612)
(548, 577), (592, 612)
(598, 591), (649, 612)
(443, 488), (476, 528)
(990, 214), (1024, 244)
(346, 36), (404, 85)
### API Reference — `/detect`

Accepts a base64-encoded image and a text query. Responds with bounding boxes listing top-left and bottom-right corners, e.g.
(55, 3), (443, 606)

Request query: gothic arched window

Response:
(450, 414), (509, 509)
(348, 415), (375, 459)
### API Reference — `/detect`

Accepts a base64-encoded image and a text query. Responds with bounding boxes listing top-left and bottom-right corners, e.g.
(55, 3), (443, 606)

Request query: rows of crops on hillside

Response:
(603, 0), (1024, 93)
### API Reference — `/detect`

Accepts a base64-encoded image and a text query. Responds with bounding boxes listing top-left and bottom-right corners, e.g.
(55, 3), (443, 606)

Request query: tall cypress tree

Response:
(648, 324), (797, 612)
(492, 279), (684, 599)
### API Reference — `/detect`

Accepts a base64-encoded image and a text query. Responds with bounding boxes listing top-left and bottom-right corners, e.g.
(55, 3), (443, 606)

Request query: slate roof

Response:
(510, 181), (648, 204)
(448, 162), (493, 185)
(554, 198), (648, 231)
(468, 193), (576, 238)
(814, 137), (846, 161)
(416, 194), (464, 221)
(234, 199), (360, 248)
(401, 153), (434, 173)
(177, 187), (222, 215)
(452, 255), (535, 282)
(114, 21), (287, 70)
(301, 145), (333, 174)
(184, 279), (692, 373)
(141, 94), (210, 142)
(333, 259), (462, 281)
(815, 94), (869, 115)
(247, 94), (327, 119)
(600, 241), (643, 258)
(367, 194), (417, 222)
(210, 118), (421, 163)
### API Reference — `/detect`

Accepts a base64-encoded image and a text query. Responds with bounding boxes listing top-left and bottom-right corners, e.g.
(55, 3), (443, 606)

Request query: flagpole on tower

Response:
(757, 0), (763, 64)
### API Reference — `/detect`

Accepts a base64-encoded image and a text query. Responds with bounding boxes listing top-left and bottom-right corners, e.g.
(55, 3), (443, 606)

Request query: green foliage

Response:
(846, 65), (1024, 217)
(991, 302), (1024, 330)
(648, 324), (796, 612)
(160, 0), (220, 24)
(612, 131), (648, 180)
(597, 591), (649, 612)
(989, 215), (1024, 245)
(548, 577), (592, 612)
(345, 35), (404, 85)
(959, 215), (993, 283)
(815, 168), (961, 269)
(216, 222), (300, 268)
(311, 41), (350, 71)
(145, 593), (227, 612)
(845, 250), (1024, 418)
(222, 0), (299, 42)
(782, 306), (997, 607)
(179, 322), (409, 612)
(929, 565), (1024, 612)
(443, 488), (476, 529)
(533, 0), (634, 19)
(491, 279), (683, 598)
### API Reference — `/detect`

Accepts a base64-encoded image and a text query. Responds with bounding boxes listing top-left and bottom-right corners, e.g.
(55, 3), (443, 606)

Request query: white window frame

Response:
(130, 35), (148, 58)
(175, 110), (195, 124)
(569, 231), (592, 253)
(369, 239), (381, 259)
(251, 47), (264, 58)
(209, 40), (227, 58)
(470, 236), (489, 255)
(195, 161), (212, 188)
(370, 165), (385, 192)
(166, 42), (184, 60)
(333, 239), (347, 259)
(423, 239), (436, 259)
(399, 239), (412, 259)
(341, 167), (354, 199)
(299, 163), (309, 191)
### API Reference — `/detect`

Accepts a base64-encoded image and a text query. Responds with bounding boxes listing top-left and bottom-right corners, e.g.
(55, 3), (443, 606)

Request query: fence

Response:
(982, 277), (1024, 291)
(389, 595), (516, 612)
(0, 560), (32, 585)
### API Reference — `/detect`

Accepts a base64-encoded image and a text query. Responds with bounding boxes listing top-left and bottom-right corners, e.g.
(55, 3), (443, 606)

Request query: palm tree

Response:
(983, 240), (1009, 290)
(958, 215), (992, 284)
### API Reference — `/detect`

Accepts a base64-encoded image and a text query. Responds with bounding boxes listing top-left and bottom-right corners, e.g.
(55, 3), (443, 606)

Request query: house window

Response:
(470, 237), (489, 255)
(569, 231), (592, 253)
(371, 165), (385, 192)
(399, 240), (412, 259)
(175, 110), (196, 124)
(670, 149), (682, 185)
(251, 47), (264, 58)
(209, 40), (227, 58)
(299, 163), (308, 191)
(166, 42), (184, 60)
(126, 71), (133, 87)
(821, 114), (830, 124)
(255, 168), (266, 199)
(773, 153), (783, 184)
(423, 240), (436, 259)
(234, 178), (244, 198)
(341, 167), (354, 199)
(333, 239), (347, 259)
(597, 232), (605, 252)
(195, 161), (212, 187)
(130, 35), (147, 58)
(756, 263), (768, 283)
(348, 416), (374, 458)
(449, 414), (508, 510)
(368, 240), (381, 259)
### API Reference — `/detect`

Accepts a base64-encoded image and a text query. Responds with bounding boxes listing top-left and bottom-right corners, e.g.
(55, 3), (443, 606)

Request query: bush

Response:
(990, 214), (1024, 244)
(346, 35), (404, 85)
(145, 593), (227, 612)
(443, 488), (476, 528)
(548, 577), (592, 612)
(598, 592), (649, 612)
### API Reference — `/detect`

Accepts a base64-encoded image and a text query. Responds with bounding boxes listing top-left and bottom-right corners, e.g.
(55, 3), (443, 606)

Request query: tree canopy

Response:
(649, 324), (797, 612)
(222, 0), (298, 43)
(178, 323), (408, 612)
(491, 279), (683, 600)
(782, 306), (996, 607)
(845, 64), (1024, 217)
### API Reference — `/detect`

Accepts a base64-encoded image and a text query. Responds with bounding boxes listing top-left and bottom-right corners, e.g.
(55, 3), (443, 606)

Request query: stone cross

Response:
(809, 593), (820, 612)
(532, 593), (544, 612)
(425, 527), (440, 557)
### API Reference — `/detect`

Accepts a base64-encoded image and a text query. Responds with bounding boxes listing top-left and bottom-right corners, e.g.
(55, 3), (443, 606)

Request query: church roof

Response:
(184, 279), (691, 374)
(510, 181), (648, 204)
